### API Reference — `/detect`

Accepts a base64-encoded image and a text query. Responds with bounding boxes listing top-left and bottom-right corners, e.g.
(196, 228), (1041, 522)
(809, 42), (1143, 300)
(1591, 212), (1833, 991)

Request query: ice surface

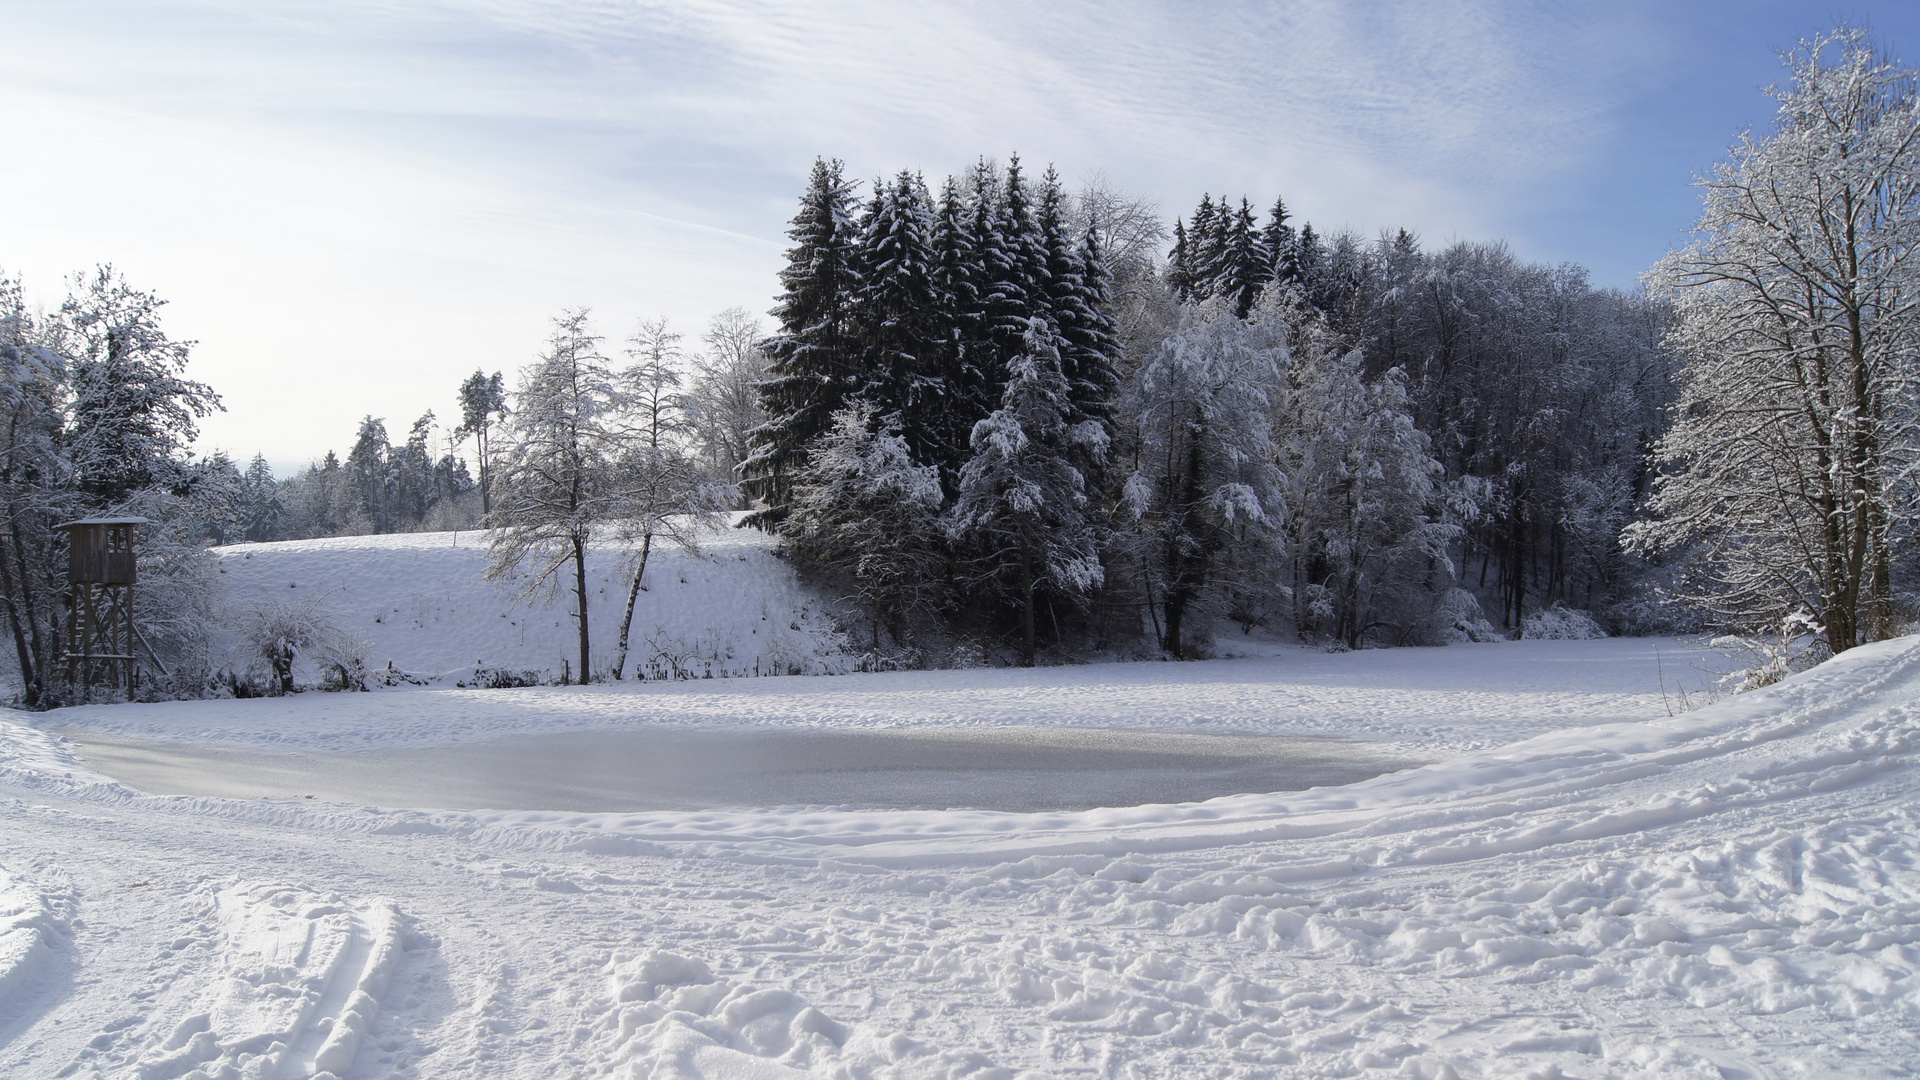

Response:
(61, 725), (1416, 811)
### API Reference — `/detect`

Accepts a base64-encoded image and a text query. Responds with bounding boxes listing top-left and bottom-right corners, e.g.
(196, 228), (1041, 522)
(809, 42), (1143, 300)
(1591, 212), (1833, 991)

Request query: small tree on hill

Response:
(487, 310), (619, 683)
(608, 318), (735, 679)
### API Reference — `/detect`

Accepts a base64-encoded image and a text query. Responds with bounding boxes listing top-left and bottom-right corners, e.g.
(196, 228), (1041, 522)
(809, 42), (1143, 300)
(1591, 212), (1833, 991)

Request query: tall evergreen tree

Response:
(1166, 218), (1195, 302)
(456, 370), (508, 516)
(1218, 198), (1272, 318)
(982, 156), (1042, 393)
(949, 320), (1103, 665)
(1261, 197), (1299, 288)
(745, 157), (863, 526)
(851, 171), (944, 467)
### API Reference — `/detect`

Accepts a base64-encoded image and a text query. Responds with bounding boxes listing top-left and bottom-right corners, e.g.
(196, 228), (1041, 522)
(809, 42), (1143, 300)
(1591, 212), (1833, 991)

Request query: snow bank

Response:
(0, 869), (64, 1007)
(208, 521), (847, 685)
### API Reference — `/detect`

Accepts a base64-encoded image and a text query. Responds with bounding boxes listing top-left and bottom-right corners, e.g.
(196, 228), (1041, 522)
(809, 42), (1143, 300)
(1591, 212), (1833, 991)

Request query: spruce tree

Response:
(929, 174), (988, 494)
(851, 171), (943, 468)
(1166, 218), (1195, 302)
(745, 157), (862, 526)
(1219, 198), (1272, 319)
(1261, 197), (1299, 288)
(949, 319), (1103, 665)
(982, 156), (1040, 393)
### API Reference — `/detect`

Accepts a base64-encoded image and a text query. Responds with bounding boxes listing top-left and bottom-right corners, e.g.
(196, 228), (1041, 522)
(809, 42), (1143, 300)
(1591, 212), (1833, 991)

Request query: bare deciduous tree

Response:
(1628, 28), (1920, 653)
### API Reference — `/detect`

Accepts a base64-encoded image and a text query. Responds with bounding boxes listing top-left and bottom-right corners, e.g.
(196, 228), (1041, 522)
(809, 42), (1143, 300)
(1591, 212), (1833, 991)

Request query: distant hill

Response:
(208, 517), (849, 687)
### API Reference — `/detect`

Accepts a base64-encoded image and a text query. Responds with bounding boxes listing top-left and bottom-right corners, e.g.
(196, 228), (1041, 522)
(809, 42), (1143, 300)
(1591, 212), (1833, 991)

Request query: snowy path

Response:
(3, 639), (1917, 1077)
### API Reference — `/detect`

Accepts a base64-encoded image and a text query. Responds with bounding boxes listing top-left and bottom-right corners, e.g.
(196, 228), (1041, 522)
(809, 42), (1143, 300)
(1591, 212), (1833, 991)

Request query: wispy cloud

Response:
(0, 0), (1874, 466)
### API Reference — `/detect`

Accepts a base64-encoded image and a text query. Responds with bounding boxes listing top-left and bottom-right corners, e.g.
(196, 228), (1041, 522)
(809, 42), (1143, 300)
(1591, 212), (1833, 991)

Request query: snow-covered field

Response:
(4, 627), (1919, 1078)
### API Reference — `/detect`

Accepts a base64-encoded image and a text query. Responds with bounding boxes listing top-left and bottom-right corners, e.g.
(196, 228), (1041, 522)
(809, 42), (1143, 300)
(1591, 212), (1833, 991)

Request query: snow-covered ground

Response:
(4, 630), (1918, 1078)
(207, 524), (849, 685)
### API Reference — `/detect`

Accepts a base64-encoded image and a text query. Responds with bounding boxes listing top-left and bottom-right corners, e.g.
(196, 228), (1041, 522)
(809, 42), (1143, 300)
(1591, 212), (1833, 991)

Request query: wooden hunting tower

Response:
(59, 516), (147, 697)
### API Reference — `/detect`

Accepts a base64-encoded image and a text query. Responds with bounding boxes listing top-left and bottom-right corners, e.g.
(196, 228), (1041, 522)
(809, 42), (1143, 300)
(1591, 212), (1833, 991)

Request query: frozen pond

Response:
(63, 725), (1416, 812)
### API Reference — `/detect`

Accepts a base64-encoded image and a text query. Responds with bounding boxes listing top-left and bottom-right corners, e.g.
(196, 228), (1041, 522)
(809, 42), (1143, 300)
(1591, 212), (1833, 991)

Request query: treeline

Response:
(1169, 199), (1675, 631)
(742, 155), (1680, 663)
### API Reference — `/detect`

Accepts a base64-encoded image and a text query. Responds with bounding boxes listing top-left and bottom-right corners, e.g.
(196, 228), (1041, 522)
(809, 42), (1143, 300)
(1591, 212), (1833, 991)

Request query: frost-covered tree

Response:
(55, 267), (219, 505)
(785, 405), (946, 652)
(0, 269), (225, 705)
(487, 310), (620, 683)
(745, 158), (863, 525)
(1627, 29), (1920, 653)
(949, 320), (1104, 665)
(1281, 333), (1454, 647)
(1121, 303), (1288, 658)
(686, 308), (768, 493)
(608, 318), (734, 680)
(239, 454), (284, 543)
(456, 370), (508, 516)
(343, 416), (393, 533)
(0, 277), (72, 706)
(850, 171), (945, 469)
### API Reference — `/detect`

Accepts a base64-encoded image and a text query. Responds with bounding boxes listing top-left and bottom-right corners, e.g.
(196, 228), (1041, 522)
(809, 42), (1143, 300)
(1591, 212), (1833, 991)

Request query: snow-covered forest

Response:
(4, 29), (1918, 699)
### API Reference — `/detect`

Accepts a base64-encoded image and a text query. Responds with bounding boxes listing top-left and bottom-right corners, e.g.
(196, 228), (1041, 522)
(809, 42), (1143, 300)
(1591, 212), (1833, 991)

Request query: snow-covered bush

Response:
(1714, 610), (1832, 693)
(1521, 605), (1609, 640)
(1430, 589), (1505, 643)
(312, 629), (371, 692)
(231, 595), (364, 694)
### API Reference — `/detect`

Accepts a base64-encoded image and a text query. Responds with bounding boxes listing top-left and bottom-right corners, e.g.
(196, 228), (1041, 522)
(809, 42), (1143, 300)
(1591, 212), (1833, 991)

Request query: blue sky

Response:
(2, 1), (1915, 471)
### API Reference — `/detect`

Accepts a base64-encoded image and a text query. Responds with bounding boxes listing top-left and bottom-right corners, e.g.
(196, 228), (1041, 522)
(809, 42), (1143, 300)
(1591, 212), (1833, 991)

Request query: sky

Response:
(3, 1), (1917, 476)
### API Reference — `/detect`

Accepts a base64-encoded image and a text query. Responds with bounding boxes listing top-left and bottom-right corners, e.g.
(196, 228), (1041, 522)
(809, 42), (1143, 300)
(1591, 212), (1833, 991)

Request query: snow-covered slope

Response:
(208, 520), (848, 684)
(5, 638), (1918, 1076)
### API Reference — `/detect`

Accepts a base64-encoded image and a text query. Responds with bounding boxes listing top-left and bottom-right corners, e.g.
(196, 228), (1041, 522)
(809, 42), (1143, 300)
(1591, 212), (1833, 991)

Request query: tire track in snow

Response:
(62, 882), (404, 1080)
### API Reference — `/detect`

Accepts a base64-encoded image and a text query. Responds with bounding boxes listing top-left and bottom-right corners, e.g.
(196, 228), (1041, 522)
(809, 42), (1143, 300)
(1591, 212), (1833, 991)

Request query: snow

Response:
(208, 523), (848, 685)
(2, 529), (1917, 1076)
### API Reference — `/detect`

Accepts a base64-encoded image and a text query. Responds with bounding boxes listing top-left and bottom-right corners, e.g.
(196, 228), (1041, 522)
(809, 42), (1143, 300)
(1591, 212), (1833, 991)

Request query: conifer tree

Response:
(982, 156), (1041, 391)
(1166, 218), (1195, 302)
(745, 157), (863, 526)
(924, 174), (989, 494)
(456, 370), (508, 516)
(1218, 198), (1272, 318)
(1262, 197), (1299, 288)
(851, 171), (944, 467)
(949, 320), (1104, 665)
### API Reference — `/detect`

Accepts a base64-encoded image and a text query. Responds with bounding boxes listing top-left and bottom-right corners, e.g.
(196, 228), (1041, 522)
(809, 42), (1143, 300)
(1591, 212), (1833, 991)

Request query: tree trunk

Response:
(0, 542), (38, 707)
(1021, 549), (1036, 667)
(8, 513), (49, 704)
(1163, 588), (1187, 659)
(572, 531), (591, 684)
(612, 531), (655, 679)
(477, 426), (492, 518)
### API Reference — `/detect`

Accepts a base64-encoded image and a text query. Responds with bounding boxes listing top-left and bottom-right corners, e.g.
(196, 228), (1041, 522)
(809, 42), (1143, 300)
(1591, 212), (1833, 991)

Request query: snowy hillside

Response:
(208, 518), (849, 685)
